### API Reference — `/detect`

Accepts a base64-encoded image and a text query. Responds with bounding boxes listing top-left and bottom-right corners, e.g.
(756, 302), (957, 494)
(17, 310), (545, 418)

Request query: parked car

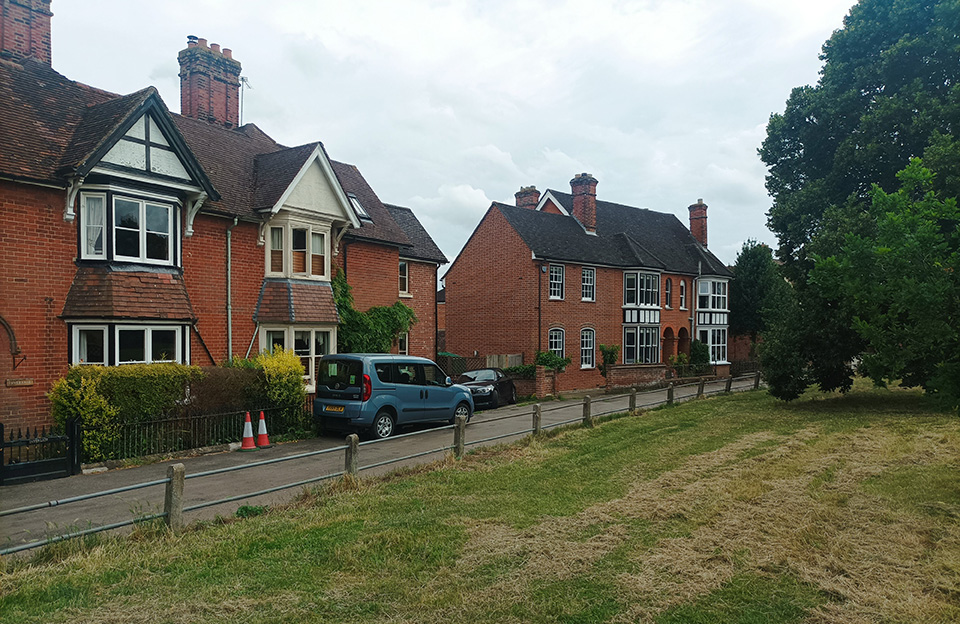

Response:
(456, 368), (518, 409)
(314, 354), (474, 439)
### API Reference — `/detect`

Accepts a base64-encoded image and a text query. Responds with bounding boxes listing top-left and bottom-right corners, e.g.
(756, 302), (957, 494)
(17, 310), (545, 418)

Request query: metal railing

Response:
(1, 372), (761, 556)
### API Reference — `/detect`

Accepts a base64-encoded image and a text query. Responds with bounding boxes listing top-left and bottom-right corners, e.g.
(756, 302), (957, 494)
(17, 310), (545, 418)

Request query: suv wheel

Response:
(371, 411), (395, 439)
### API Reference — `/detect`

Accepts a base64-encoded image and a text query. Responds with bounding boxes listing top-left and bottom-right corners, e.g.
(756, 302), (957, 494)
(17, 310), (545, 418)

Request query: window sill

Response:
(549, 297), (564, 301)
(399, 292), (413, 298)
(580, 365), (595, 370)
(581, 298), (595, 303)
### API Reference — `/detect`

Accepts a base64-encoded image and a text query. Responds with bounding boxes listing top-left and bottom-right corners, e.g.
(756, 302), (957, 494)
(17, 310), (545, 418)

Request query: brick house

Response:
(0, 0), (444, 430)
(444, 174), (732, 393)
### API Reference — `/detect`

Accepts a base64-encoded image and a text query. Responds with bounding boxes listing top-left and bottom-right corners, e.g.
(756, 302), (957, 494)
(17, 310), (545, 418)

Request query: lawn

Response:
(2, 381), (959, 623)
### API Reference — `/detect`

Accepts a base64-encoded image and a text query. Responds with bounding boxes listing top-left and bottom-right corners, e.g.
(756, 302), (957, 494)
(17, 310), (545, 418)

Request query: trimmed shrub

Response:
(503, 364), (535, 379)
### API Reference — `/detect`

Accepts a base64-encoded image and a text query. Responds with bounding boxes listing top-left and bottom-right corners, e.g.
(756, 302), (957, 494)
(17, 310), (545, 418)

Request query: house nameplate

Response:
(5, 378), (35, 388)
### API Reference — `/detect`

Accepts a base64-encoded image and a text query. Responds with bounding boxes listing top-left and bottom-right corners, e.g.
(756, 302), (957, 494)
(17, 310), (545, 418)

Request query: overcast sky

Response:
(52, 0), (856, 270)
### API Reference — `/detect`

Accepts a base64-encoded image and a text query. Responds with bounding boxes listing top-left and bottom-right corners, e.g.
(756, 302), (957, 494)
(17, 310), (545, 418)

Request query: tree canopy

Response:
(758, 0), (960, 406)
(729, 240), (779, 341)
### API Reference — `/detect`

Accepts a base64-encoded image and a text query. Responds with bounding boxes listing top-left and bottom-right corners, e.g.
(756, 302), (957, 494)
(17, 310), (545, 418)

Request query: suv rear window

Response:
(318, 359), (362, 389)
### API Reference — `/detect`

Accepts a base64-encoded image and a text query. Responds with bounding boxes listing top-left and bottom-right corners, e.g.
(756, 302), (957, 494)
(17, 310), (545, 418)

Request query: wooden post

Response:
(754, 370), (761, 390)
(582, 395), (592, 426)
(629, 388), (637, 412)
(533, 404), (542, 436)
(667, 383), (674, 405)
(164, 463), (185, 531)
(725, 376), (733, 393)
(697, 379), (705, 398)
(454, 415), (466, 459)
(345, 434), (359, 477)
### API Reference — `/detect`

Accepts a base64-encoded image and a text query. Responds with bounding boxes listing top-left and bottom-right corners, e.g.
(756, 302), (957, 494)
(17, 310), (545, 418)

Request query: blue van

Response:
(314, 354), (474, 439)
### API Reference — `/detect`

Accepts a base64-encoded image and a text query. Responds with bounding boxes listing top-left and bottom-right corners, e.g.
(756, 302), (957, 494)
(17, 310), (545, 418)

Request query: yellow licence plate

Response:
(325, 405), (345, 413)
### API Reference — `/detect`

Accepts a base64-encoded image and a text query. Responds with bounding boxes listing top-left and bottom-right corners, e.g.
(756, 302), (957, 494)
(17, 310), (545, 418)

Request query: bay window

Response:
(79, 192), (176, 265)
(70, 324), (186, 365)
(623, 326), (659, 364)
(262, 326), (334, 390)
(699, 328), (728, 364)
(266, 222), (330, 279)
(624, 271), (659, 307)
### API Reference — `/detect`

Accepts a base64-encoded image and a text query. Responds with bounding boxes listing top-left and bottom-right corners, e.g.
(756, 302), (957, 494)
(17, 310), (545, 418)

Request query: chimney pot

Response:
(223, 48), (232, 58)
(211, 43), (221, 53)
(197, 38), (208, 47)
(187, 35), (198, 47)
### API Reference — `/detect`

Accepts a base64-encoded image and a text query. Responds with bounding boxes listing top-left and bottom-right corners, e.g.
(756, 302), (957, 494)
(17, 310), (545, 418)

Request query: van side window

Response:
(375, 363), (393, 383)
(422, 364), (446, 386)
(396, 363), (418, 385)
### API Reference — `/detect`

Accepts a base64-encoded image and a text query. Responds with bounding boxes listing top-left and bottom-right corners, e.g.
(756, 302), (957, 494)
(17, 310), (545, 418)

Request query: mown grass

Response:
(2, 380), (959, 623)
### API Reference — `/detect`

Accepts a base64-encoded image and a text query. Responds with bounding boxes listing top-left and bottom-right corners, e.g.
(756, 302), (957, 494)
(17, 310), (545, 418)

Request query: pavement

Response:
(1, 377), (758, 555)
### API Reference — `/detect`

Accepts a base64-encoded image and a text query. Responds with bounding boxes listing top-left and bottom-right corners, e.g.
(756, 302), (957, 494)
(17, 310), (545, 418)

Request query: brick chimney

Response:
(570, 173), (598, 233)
(688, 198), (708, 247)
(515, 185), (540, 209)
(178, 35), (242, 128)
(0, 0), (52, 65)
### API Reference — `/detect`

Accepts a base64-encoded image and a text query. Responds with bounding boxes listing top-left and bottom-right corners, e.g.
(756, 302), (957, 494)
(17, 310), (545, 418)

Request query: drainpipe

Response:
(537, 261), (545, 353)
(226, 217), (238, 360)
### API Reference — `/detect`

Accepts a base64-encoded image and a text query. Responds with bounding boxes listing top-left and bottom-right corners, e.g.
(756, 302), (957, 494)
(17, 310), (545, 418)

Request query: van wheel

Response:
(454, 402), (472, 423)
(370, 411), (395, 439)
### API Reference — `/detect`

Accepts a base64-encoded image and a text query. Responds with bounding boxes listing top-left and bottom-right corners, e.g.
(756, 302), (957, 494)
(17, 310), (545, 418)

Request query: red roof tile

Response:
(61, 266), (196, 321)
(254, 279), (338, 324)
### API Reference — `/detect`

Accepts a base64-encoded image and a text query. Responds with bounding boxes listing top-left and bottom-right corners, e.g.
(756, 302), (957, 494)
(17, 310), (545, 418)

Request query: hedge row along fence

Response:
(49, 349), (309, 463)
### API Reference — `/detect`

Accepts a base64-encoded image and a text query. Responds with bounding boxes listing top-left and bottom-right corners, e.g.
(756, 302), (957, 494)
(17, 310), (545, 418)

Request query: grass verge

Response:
(1, 380), (959, 623)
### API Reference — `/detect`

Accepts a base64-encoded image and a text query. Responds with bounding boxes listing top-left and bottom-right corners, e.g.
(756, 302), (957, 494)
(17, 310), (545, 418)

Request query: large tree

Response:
(758, 0), (960, 400)
(729, 240), (778, 343)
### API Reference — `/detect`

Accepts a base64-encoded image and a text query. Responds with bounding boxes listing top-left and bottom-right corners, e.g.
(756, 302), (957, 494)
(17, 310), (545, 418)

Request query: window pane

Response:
(548, 329), (564, 356)
(115, 199), (139, 229)
(115, 229), (139, 257)
(78, 329), (105, 364)
(292, 231), (307, 273)
(151, 329), (177, 362)
(84, 196), (105, 257)
(146, 232), (169, 260)
(270, 227), (284, 273)
(311, 233), (325, 276)
(314, 331), (328, 357)
(118, 329), (145, 363)
(581, 329), (595, 367)
(145, 204), (169, 234)
(399, 261), (409, 292)
(266, 330), (285, 353)
(294, 331), (310, 356)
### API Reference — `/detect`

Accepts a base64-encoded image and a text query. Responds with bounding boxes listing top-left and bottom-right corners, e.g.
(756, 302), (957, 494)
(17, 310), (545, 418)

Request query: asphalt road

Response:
(1, 377), (758, 554)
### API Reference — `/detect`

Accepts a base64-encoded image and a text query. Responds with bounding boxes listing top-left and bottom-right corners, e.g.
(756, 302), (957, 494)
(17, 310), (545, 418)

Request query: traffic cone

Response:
(239, 411), (258, 452)
(256, 410), (272, 449)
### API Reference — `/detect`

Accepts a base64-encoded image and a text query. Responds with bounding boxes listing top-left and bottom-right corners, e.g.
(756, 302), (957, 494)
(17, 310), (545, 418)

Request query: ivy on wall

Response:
(332, 268), (417, 353)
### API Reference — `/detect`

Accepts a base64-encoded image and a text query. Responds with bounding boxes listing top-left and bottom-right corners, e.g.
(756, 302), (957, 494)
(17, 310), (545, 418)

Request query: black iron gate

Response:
(0, 419), (81, 486)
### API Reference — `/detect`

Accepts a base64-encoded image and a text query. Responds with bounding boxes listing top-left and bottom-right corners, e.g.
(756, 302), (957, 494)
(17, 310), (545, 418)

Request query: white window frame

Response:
(115, 325), (182, 364)
(399, 260), (410, 295)
(398, 332), (409, 355)
(265, 220), (331, 280)
(549, 265), (564, 300)
(680, 280), (687, 309)
(580, 328), (595, 368)
(624, 271), (660, 307)
(697, 279), (728, 311)
(623, 326), (659, 364)
(261, 326), (336, 392)
(548, 327), (565, 357)
(71, 325), (108, 365)
(698, 327), (728, 364)
(581, 267), (595, 302)
(112, 195), (174, 265)
(664, 278), (673, 309)
(79, 193), (107, 260)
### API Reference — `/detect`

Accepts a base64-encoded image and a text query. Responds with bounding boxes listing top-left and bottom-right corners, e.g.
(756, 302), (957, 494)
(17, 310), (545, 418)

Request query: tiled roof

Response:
(498, 194), (732, 277)
(254, 278), (339, 324)
(252, 143), (320, 211)
(0, 58), (115, 184)
(332, 162), (410, 247)
(61, 266), (196, 321)
(383, 204), (447, 264)
(58, 88), (155, 175)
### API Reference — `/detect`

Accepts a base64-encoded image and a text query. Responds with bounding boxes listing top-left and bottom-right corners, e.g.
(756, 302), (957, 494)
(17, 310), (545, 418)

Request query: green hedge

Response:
(49, 349), (309, 462)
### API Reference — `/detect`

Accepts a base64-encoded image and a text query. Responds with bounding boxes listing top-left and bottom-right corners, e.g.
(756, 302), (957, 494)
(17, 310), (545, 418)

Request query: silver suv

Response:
(314, 354), (474, 439)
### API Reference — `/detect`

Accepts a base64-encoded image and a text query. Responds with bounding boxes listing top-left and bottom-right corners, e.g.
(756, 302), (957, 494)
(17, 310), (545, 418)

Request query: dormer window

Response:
(266, 221), (329, 279)
(348, 193), (371, 221)
(78, 191), (177, 266)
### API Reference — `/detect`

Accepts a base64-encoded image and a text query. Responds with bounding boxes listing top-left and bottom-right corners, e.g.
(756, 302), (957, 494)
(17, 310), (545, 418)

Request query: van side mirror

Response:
(445, 376), (453, 386)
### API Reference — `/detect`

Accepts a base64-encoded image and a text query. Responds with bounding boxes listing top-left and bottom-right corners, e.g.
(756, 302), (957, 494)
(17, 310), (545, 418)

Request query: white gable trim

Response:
(538, 191), (570, 216)
(266, 145), (361, 229)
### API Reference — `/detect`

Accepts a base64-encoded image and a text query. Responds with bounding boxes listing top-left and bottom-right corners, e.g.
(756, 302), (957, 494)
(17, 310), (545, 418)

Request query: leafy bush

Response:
(535, 350), (571, 372)
(503, 364), (535, 379)
(254, 347), (309, 431)
(668, 352), (691, 378)
(49, 372), (119, 463)
(598, 344), (621, 381)
(690, 340), (712, 375)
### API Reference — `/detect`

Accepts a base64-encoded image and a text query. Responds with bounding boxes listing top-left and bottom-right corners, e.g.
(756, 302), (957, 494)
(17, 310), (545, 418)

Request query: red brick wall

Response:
(404, 260), (437, 359)
(181, 214), (262, 364)
(0, 0), (52, 65)
(0, 180), (75, 429)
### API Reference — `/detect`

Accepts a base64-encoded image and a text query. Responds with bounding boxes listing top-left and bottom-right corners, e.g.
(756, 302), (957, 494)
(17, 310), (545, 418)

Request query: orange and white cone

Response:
(256, 410), (272, 449)
(240, 411), (258, 452)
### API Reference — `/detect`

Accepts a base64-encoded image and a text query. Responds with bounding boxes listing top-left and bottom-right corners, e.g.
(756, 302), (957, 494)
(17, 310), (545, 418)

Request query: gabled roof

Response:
(0, 58), (216, 198)
(332, 162), (410, 247)
(252, 143), (320, 212)
(496, 191), (732, 277)
(383, 204), (447, 265)
(0, 58), (114, 184)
